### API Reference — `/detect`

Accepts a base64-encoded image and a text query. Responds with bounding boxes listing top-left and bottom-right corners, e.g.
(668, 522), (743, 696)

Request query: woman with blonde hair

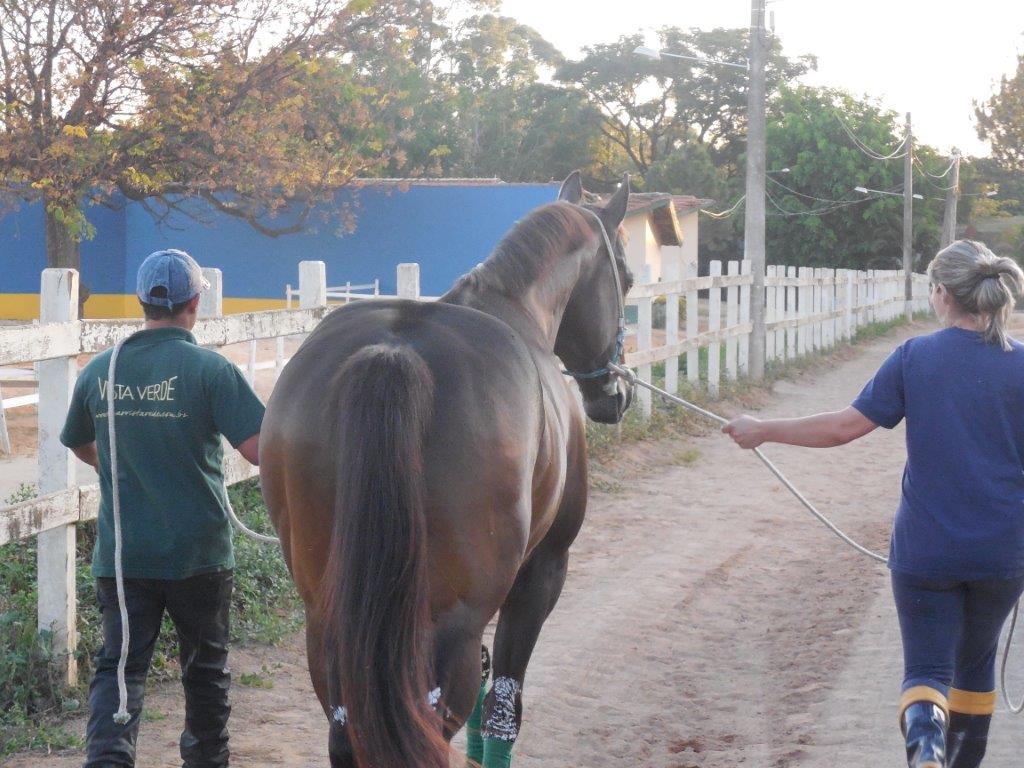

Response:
(725, 240), (1024, 767)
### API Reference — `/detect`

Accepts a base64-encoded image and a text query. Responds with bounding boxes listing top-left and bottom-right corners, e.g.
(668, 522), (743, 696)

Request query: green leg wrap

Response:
(466, 682), (487, 765)
(482, 737), (514, 768)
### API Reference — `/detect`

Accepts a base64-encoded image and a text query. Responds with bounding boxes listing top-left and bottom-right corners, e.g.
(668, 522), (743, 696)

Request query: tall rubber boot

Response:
(902, 701), (948, 768)
(946, 713), (990, 768)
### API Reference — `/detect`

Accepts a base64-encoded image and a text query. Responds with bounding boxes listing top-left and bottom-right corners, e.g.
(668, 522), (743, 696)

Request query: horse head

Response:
(554, 170), (636, 425)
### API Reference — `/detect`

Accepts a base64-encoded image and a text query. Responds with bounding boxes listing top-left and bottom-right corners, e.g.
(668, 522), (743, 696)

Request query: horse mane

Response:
(455, 201), (595, 297)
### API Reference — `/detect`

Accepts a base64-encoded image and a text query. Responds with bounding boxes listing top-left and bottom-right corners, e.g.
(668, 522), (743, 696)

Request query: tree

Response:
(0, 0), (412, 304)
(977, 51), (1024, 172)
(762, 86), (941, 269)
(556, 27), (815, 180)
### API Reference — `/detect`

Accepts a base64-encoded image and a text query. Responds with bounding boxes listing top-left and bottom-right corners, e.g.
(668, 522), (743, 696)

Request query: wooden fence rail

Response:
(624, 261), (930, 417)
(1, 257), (928, 683)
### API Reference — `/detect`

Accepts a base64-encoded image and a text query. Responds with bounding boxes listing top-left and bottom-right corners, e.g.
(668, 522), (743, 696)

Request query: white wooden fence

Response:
(624, 261), (930, 417)
(1, 257), (927, 683)
(285, 277), (380, 307)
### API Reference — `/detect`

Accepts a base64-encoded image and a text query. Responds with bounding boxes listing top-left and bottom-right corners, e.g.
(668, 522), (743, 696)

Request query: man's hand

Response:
(722, 416), (766, 450)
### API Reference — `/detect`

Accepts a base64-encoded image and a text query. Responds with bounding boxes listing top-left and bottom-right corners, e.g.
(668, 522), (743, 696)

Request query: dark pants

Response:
(84, 570), (233, 768)
(892, 571), (1024, 696)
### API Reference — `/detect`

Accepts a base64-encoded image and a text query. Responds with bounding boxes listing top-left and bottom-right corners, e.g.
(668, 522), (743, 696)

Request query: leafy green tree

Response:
(762, 86), (941, 269)
(556, 27), (815, 180)
(977, 51), (1024, 172)
(0, 0), (412, 304)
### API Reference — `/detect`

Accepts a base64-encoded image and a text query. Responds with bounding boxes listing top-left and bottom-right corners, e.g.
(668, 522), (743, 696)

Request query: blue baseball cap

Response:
(136, 249), (210, 308)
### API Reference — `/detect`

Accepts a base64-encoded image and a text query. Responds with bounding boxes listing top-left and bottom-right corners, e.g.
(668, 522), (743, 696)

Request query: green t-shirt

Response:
(60, 327), (266, 580)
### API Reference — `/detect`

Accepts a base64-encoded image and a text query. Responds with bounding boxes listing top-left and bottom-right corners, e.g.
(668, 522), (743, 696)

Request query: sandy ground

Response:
(7, 320), (1024, 767)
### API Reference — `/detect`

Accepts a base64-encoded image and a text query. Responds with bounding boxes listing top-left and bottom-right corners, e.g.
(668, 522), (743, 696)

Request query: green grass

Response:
(0, 478), (300, 758)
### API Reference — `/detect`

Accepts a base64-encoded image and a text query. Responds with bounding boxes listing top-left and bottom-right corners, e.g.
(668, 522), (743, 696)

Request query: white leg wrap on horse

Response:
(332, 687), (443, 728)
(483, 676), (521, 742)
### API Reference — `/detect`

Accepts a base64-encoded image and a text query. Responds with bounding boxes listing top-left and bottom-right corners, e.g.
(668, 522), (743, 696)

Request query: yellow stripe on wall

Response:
(1, 293), (290, 320)
(0, 294), (40, 320)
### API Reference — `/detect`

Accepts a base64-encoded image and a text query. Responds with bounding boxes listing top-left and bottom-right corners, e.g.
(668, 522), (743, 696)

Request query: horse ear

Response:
(602, 175), (630, 229)
(558, 171), (583, 204)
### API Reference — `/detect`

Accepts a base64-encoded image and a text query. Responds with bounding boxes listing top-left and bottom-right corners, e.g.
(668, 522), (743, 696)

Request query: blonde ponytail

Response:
(927, 240), (1024, 351)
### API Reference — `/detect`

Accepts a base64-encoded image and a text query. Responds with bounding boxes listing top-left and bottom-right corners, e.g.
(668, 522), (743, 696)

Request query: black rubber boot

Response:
(902, 701), (947, 768)
(946, 712), (990, 768)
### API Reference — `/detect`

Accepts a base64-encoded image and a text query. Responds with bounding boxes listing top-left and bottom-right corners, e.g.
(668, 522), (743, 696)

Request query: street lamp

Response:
(855, 186), (923, 201)
(633, 46), (749, 71)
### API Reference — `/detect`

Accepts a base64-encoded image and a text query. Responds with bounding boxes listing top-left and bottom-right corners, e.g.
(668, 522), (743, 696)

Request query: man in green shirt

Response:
(61, 249), (265, 768)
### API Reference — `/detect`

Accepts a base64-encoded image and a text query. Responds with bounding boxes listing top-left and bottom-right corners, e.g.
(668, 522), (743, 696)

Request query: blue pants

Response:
(892, 571), (1024, 698)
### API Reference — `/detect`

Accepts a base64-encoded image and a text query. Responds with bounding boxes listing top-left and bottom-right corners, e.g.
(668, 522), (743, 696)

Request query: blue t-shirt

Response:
(852, 327), (1024, 580)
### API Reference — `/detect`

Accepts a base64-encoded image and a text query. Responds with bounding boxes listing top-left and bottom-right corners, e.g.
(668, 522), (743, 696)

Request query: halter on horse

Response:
(258, 171), (634, 767)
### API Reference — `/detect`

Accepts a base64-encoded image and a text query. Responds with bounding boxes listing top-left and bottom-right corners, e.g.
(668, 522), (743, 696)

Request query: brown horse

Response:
(259, 171), (634, 768)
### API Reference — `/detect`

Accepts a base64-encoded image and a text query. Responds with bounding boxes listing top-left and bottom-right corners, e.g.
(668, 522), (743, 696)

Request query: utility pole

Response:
(940, 148), (961, 249)
(902, 113), (913, 320)
(745, 0), (768, 378)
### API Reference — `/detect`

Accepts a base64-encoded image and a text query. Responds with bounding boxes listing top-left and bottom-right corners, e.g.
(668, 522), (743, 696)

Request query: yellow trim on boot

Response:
(899, 686), (949, 726)
(948, 687), (997, 716)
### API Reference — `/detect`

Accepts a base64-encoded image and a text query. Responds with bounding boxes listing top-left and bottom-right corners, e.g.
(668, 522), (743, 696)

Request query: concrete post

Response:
(37, 268), (79, 685)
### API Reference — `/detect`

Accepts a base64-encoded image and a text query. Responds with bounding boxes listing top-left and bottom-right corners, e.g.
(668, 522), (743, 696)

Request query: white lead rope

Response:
(607, 361), (1023, 713)
(105, 338), (278, 726)
(106, 341), (132, 726)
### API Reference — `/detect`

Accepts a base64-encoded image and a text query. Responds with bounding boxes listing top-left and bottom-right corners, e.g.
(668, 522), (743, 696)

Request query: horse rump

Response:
(318, 343), (448, 768)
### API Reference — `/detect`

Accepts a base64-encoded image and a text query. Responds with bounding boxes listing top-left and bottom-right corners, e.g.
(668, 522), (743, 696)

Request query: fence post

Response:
(739, 260), (751, 376)
(300, 261), (328, 309)
(797, 267), (811, 357)
(817, 268), (824, 351)
(786, 266), (797, 360)
(397, 263), (421, 300)
(685, 261), (699, 385)
(868, 270), (876, 324)
(664, 286), (680, 396)
(199, 268), (223, 318)
(708, 261), (722, 397)
(725, 261), (739, 380)
(663, 251), (681, 395)
(37, 268), (79, 685)
(774, 265), (785, 360)
(637, 296), (653, 419)
(765, 265), (776, 365)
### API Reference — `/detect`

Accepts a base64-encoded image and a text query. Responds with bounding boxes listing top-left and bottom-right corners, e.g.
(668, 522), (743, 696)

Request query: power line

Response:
(833, 110), (908, 161)
(914, 155), (957, 179)
(765, 187), (884, 217)
(915, 171), (958, 192)
(767, 176), (865, 205)
(700, 195), (746, 219)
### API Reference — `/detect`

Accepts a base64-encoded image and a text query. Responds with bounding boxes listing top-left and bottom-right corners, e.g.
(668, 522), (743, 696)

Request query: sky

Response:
(497, 0), (1024, 158)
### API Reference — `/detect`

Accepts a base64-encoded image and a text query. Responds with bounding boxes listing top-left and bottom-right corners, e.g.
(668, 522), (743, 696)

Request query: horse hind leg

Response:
(482, 543), (570, 767)
(304, 611), (357, 767)
(428, 621), (489, 765)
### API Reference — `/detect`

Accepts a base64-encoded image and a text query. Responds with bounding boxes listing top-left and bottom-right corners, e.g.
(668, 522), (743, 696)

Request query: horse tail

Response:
(320, 343), (448, 768)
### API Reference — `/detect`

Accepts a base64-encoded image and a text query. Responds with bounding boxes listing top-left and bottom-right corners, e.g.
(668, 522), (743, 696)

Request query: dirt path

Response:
(9, 320), (1024, 767)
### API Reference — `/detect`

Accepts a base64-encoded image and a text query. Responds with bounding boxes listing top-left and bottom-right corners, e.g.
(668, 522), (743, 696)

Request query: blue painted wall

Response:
(1, 196), (127, 294)
(2, 183), (561, 303)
